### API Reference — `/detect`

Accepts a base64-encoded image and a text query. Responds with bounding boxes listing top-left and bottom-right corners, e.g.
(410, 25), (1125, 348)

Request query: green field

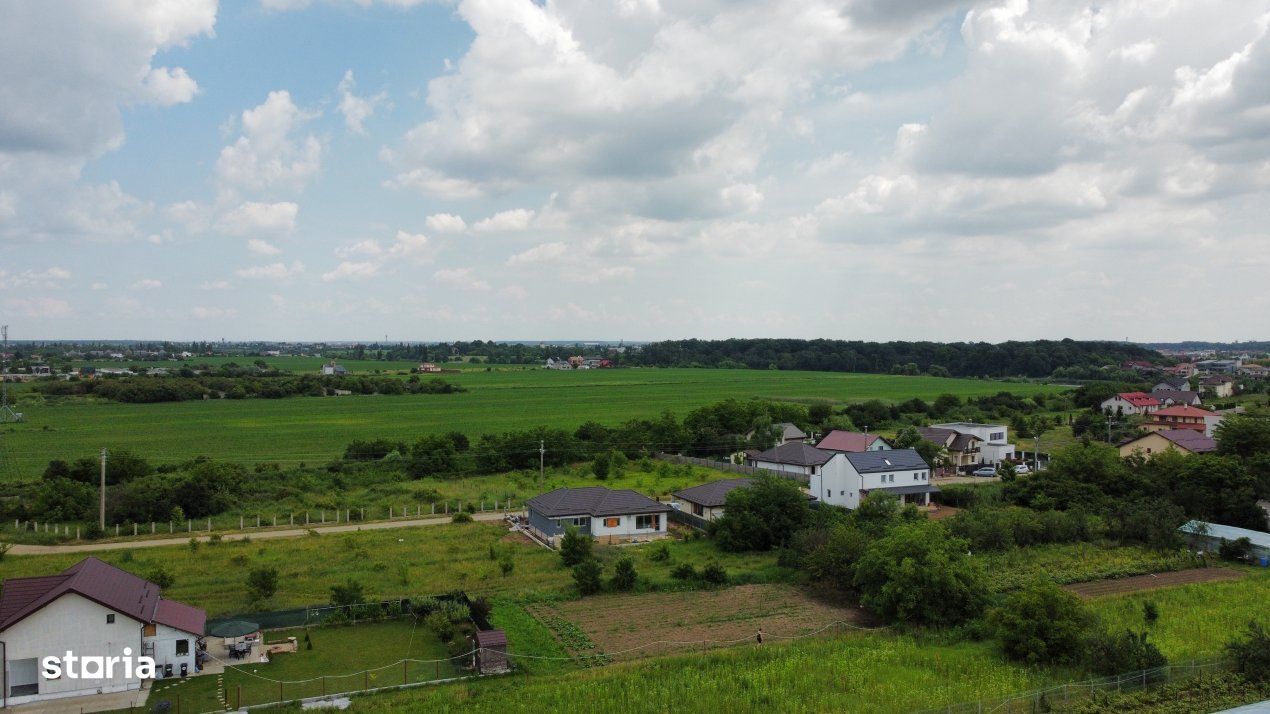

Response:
(0, 368), (1061, 477)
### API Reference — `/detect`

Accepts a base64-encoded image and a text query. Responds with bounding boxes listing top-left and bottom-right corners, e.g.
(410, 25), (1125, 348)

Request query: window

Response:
(8, 658), (39, 697)
(991, 431), (1005, 441)
(840, 491), (845, 496)
(604, 517), (620, 527)
(635, 514), (660, 530)
(106, 613), (116, 624)
(176, 639), (190, 656)
(562, 517), (590, 528)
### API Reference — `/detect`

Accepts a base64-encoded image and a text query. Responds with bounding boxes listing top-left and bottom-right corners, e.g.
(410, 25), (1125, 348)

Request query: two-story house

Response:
(810, 449), (937, 509)
(929, 422), (1016, 464)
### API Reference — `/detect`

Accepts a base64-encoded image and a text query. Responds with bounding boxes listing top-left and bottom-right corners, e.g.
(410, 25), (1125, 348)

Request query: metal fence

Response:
(668, 508), (711, 531)
(920, 659), (1228, 713)
(206, 592), (487, 632)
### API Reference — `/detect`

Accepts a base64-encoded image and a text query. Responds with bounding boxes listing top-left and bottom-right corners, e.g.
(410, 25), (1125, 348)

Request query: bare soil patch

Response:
(528, 583), (866, 661)
(1064, 567), (1244, 599)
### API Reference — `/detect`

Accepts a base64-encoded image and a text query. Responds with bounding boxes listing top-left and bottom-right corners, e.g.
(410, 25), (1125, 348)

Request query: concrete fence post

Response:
(256, 515), (260, 528)
(151, 522), (155, 534)
(133, 523), (137, 536)
(305, 511), (309, 525)
(206, 518), (211, 531)
(115, 524), (119, 536)
(187, 520), (191, 532)
(390, 506), (393, 518)
(76, 526), (80, 539)
(240, 516), (244, 529)
(321, 510), (325, 524)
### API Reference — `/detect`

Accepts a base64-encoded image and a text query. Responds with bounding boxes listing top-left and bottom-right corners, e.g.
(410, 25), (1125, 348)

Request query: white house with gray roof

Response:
(525, 487), (671, 546)
(811, 449), (938, 509)
(930, 422), (1016, 465)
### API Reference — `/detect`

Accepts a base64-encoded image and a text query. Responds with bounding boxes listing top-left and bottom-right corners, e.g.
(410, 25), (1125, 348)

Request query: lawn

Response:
(0, 368), (1063, 478)
(1087, 565), (1270, 660)
(146, 619), (459, 713)
(339, 633), (1069, 713)
(976, 543), (1203, 592)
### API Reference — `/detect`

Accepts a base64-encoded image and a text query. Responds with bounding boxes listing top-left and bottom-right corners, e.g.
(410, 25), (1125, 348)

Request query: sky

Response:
(1, 0), (1268, 343)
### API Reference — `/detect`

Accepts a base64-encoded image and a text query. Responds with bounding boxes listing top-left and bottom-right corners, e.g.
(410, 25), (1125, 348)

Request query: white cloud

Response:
(472, 208), (535, 233)
(506, 241), (568, 266)
(337, 70), (388, 135)
(425, 213), (467, 233)
(141, 66), (200, 105)
(235, 261), (305, 279)
(131, 279), (163, 289)
(216, 91), (323, 192)
(90, 282), (108, 290)
(191, 306), (236, 319)
(3, 297), (72, 318)
(322, 261), (380, 282)
(0, 267), (72, 289)
(247, 238), (283, 255)
(218, 201), (299, 235)
(433, 267), (489, 290)
(199, 280), (231, 290)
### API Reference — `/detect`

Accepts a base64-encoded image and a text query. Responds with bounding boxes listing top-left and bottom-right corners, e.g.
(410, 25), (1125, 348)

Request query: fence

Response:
(919, 659), (1228, 713)
(206, 592), (486, 632)
(668, 508), (711, 531)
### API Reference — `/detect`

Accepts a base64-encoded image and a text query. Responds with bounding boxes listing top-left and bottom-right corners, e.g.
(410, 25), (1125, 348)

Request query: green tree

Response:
(1086, 630), (1167, 675)
(852, 520), (989, 626)
(852, 492), (919, 537)
(610, 557), (637, 591)
(991, 581), (1094, 664)
(710, 474), (811, 551)
(247, 567), (279, 600)
(1226, 620), (1270, 683)
(1215, 416), (1270, 460)
(559, 526), (593, 567)
(330, 578), (366, 607)
(146, 566), (175, 589)
(891, 425), (921, 449)
(573, 559), (603, 595)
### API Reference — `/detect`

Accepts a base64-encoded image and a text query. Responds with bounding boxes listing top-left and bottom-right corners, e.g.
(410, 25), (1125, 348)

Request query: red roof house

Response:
(1145, 405), (1215, 433)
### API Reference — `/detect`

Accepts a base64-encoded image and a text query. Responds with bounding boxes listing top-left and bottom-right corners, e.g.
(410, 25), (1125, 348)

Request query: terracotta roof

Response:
(817, 430), (886, 453)
(1153, 405), (1216, 418)
(673, 478), (754, 508)
(526, 487), (670, 518)
(750, 442), (835, 467)
(1115, 392), (1162, 407)
(0, 557), (204, 635)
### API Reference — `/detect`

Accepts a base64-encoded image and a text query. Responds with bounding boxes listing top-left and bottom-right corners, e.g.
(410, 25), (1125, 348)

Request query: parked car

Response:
(972, 466), (996, 477)
(1014, 463), (1031, 474)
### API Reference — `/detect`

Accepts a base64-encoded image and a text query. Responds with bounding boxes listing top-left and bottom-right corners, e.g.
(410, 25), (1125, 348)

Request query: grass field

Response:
(0, 368), (1062, 478)
(341, 633), (1068, 713)
(146, 620), (458, 713)
(976, 543), (1203, 592)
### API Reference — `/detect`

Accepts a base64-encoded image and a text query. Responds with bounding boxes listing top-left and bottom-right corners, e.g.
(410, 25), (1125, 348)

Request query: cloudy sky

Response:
(1, 0), (1268, 342)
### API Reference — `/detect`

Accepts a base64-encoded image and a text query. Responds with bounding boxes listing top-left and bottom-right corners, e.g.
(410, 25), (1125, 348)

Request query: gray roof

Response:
(1153, 389), (1201, 405)
(843, 449), (930, 474)
(673, 478), (754, 508)
(526, 487), (670, 518)
(864, 484), (941, 496)
(776, 422), (808, 440)
(750, 442), (834, 467)
(1179, 520), (1270, 549)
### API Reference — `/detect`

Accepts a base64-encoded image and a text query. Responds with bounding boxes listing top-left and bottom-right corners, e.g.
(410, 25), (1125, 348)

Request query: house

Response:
(544, 357), (572, 370)
(1199, 375), (1234, 398)
(745, 442), (833, 480)
(1166, 363), (1198, 378)
(673, 478), (756, 521)
(0, 558), (206, 706)
(1099, 392), (1162, 416)
(744, 423), (808, 446)
(1144, 405), (1216, 433)
(1150, 389), (1202, 407)
(1122, 360), (1159, 374)
(929, 422), (1016, 464)
(810, 449), (937, 509)
(525, 487), (670, 546)
(1151, 377), (1190, 392)
(918, 426), (983, 472)
(418, 362), (442, 373)
(816, 430), (891, 453)
(320, 361), (347, 376)
(1118, 429), (1218, 458)
(1196, 359), (1241, 374)
(1238, 364), (1268, 379)
(1178, 521), (1270, 561)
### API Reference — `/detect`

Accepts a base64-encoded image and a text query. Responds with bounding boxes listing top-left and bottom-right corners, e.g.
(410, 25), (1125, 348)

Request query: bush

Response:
(573, 559), (603, 595)
(1218, 537), (1253, 562)
(610, 557), (637, 591)
(710, 474), (811, 552)
(469, 596), (492, 622)
(246, 567), (279, 601)
(1086, 630), (1167, 676)
(990, 581), (1094, 665)
(701, 561), (728, 585)
(852, 520), (989, 626)
(647, 542), (671, 562)
(1227, 620), (1270, 683)
(1143, 600), (1159, 627)
(425, 611), (455, 642)
(499, 556), (514, 576)
(670, 563), (697, 580)
(451, 511), (473, 524)
(146, 566), (175, 589)
(559, 526), (593, 567)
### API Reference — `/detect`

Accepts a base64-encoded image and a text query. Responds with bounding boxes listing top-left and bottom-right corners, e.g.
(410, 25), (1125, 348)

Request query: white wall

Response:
(146, 623), (197, 678)
(2, 594), (144, 705)
(750, 459), (815, 478)
(813, 457), (931, 509)
(590, 513), (667, 539)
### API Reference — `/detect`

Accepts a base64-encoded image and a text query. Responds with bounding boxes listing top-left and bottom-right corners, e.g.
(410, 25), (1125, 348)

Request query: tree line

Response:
(33, 373), (464, 403)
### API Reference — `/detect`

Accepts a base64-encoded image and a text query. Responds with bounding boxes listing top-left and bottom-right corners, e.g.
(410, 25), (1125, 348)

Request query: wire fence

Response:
(918, 659), (1229, 714)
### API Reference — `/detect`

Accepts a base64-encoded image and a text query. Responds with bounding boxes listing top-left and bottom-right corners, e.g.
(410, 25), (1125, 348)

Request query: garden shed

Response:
(474, 629), (509, 674)
(1179, 520), (1270, 563)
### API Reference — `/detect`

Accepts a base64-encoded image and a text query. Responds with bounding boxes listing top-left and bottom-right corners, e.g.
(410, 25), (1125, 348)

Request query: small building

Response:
(1178, 520), (1270, 561)
(1118, 429), (1218, 458)
(0, 558), (206, 706)
(1150, 389), (1202, 407)
(1145, 405), (1216, 433)
(745, 442), (832, 480)
(1199, 376), (1234, 398)
(1152, 377), (1191, 392)
(918, 426), (983, 472)
(816, 430), (891, 453)
(1100, 392), (1162, 416)
(418, 362), (442, 373)
(525, 487), (671, 546)
(672, 478), (755, 521)
(321, 361), (348, 376)
(473, 630), (509, 674)
(929, 422), (1015, 464)
(744, 422), (808, 445)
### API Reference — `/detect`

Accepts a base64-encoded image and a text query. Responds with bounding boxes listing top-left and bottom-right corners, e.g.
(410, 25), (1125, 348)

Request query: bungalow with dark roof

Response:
(673, 478), (755, 521)
(816, 430), (892, 453)
(1150, 389), (1202, 407)
(0, 557), (206, 706)
(526, 487), (671, 546)
(1118, 429), (1218, 459)
(744, 442), (832, 481)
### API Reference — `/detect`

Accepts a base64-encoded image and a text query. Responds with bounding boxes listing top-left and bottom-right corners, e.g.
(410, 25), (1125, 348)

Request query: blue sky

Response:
(2, 1), (1268, 341)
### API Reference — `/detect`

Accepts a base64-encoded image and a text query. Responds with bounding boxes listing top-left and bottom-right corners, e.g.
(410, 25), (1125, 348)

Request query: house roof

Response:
(1151, 389), (1200, 405)
(155, 598), (207, 636)
(1153, 405), (1216, 418)
(816, 430), (886, 453)
(673, 478), (754, 508)
(1153, 378), (1189, 390)
(775, 423), (808, 440)
(1113, 392), (1161, 407)
(1157, 429), (1218, 453)
(917, 428), (981, 451)
(526, 487), (671, 518)
(475, 630), (508, 647)
(1178, 520), (1270, 549)
(843, 449), (930, 474)
(750, 442), (834, 467)
(1201, 375), (1232, 384)
(0, 557), (204, 635)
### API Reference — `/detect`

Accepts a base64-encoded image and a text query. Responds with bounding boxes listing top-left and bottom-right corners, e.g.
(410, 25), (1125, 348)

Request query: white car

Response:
(1013, 463), (1031, 474)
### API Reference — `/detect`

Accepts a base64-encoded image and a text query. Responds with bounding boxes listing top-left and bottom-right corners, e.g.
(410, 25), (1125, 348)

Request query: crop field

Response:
(1088, 566), (1270, 660)
(342, 633), (1068, 713)
(1064, 567), (1245, 599)
(0, 368), (1061, 477)
(527, 583), (866, 661)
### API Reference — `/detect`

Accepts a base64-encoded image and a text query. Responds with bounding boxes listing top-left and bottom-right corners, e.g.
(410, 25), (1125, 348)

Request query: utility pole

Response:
(539, 440), (545, 483)
(0, 325), (19, 422)
(99, 448), (108, 530)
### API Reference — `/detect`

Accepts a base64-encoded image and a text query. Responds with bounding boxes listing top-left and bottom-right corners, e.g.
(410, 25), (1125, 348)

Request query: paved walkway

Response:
(4, 512), (511, 555)
(5, 687), (149, 714)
